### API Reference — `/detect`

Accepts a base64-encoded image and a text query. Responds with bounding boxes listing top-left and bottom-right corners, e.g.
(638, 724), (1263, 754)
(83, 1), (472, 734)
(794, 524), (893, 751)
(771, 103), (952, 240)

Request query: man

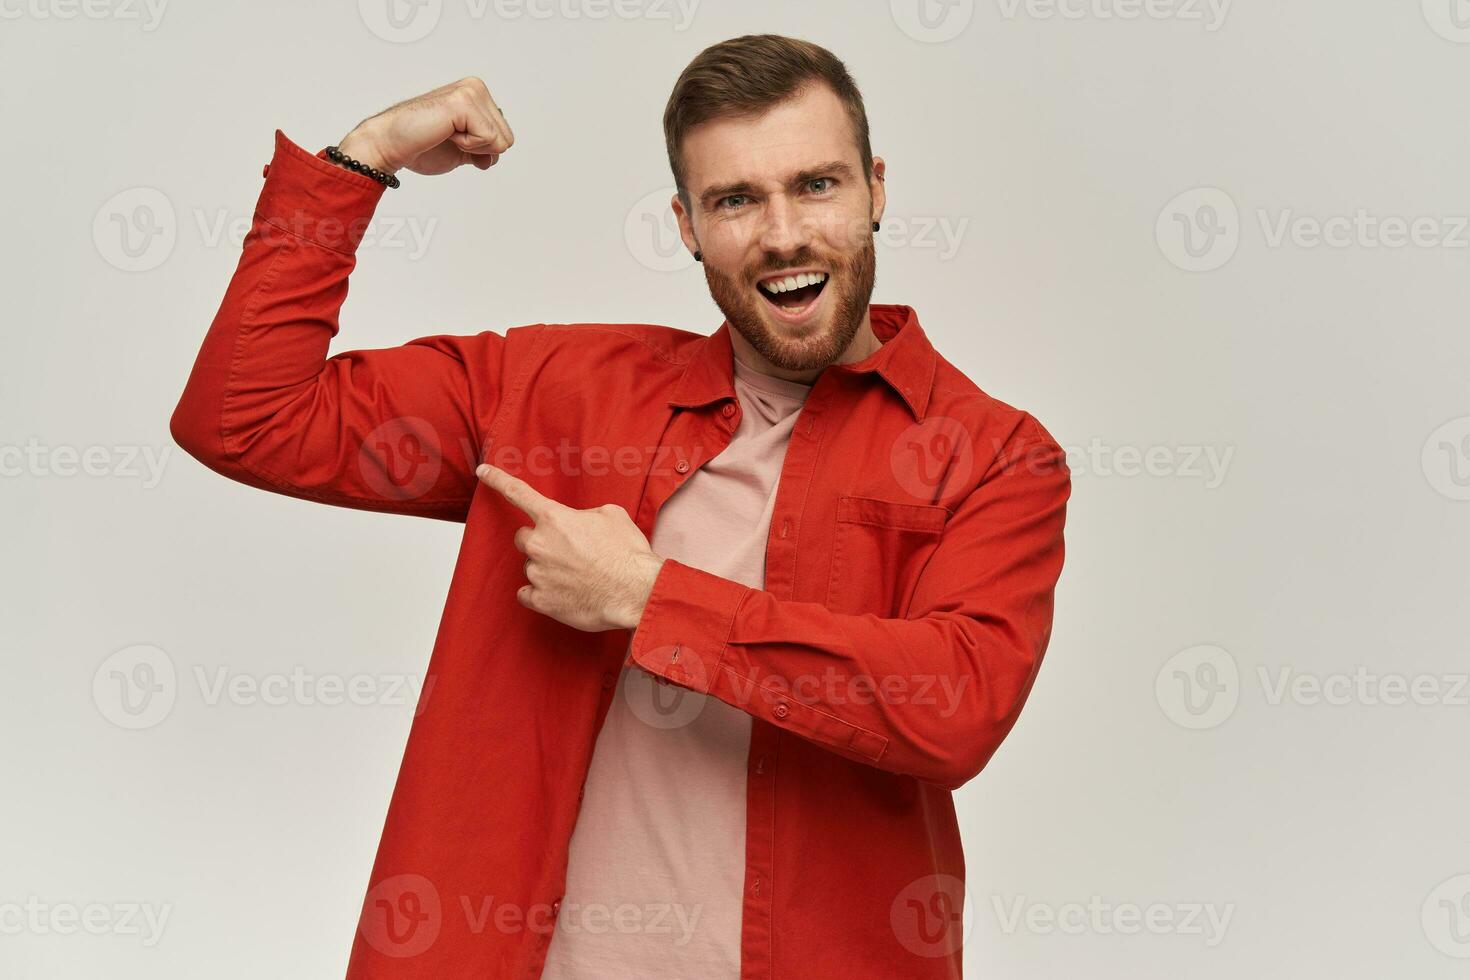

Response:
(170, 33), (1070, 980)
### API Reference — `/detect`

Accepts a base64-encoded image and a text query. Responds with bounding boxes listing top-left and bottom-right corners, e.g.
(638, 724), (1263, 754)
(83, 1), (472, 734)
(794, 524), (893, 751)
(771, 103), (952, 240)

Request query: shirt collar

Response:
(667, 304), (937, 421)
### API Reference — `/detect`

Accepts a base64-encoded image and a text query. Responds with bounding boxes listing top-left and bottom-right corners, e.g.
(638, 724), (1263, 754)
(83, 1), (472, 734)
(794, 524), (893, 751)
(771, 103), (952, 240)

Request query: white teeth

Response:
(759, 271), (828, 295)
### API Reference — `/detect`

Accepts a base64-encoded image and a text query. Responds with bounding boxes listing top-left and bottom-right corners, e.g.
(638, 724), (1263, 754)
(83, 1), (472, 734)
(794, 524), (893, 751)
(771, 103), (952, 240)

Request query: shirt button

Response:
(675, 459), (690, 474)
(773, 702), (789, 719)
(721, 403), (736, 417)
(551, 899), (561, 916)
(601, 671), (615, 690)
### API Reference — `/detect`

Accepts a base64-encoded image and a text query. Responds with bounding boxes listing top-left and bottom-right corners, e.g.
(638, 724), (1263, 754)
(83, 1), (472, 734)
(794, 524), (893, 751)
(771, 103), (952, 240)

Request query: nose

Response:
(755, 192), (814, 257)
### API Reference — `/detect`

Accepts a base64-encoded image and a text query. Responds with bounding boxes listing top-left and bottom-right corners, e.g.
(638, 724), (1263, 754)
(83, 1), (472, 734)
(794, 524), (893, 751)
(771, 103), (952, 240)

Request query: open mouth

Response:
(756, 270), (830, 321)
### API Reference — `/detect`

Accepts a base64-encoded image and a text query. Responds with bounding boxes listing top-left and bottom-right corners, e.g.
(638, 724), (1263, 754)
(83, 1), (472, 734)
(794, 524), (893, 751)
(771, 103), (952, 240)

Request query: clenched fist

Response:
(336, 76), (514, 177)
(476, 464), (665, 633)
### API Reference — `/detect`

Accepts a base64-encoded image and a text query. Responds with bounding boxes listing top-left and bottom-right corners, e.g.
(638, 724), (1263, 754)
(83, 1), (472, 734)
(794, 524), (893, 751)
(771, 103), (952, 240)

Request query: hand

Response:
(476, 464), (664, 632)
(337, 76), (514, 177)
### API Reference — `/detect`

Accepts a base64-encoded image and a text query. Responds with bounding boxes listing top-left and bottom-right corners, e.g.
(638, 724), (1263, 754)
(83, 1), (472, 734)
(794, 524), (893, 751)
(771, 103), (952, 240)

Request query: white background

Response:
(3, 1), (1468, 976)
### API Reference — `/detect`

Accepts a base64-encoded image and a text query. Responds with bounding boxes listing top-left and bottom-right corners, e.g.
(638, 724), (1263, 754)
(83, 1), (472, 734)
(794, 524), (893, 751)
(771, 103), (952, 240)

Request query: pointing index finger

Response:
(476, 463), (556, 521)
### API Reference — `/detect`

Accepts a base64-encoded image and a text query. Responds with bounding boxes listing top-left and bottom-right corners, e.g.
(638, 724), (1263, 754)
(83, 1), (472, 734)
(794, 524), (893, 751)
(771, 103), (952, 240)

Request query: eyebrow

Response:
(698, 161), (857, 211)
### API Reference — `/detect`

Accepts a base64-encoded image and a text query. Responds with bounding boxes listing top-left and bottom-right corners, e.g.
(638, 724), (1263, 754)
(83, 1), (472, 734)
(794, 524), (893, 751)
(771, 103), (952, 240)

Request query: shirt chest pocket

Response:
(826, 495), (950, 619)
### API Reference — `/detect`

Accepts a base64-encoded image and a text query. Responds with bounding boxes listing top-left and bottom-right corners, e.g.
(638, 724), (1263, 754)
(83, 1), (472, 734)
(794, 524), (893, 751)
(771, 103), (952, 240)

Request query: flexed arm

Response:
(170, 78), (521, 521)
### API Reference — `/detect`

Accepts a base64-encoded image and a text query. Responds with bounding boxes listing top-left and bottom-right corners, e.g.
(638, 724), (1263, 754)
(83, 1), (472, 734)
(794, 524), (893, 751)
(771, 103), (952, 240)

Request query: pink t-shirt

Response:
(540, 356), (813, 978)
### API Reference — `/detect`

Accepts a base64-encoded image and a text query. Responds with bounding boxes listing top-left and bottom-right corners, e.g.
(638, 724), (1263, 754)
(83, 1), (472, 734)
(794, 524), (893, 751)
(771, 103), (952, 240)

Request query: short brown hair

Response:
(663, 34), (874, 211)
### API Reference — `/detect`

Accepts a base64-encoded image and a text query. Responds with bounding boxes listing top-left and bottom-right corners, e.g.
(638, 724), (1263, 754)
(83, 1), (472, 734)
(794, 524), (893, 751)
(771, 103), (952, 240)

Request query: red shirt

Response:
(170, 130), (1072, 979)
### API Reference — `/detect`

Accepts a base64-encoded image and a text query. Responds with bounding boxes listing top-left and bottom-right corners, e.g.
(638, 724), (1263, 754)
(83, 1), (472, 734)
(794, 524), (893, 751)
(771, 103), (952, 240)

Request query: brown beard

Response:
(703, 232), (877, 372)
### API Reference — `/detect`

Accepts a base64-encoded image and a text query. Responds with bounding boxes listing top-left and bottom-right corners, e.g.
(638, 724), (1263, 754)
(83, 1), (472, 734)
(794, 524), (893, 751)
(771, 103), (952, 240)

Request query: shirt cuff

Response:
(255, 129), (387, 255)
(627, 558), (749, 694)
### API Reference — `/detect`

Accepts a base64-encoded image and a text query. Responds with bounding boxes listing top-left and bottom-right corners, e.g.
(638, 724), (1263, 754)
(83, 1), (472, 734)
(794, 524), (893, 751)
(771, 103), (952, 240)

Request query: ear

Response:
(670, 191), (702, 261)
(869, 156), (887, 229)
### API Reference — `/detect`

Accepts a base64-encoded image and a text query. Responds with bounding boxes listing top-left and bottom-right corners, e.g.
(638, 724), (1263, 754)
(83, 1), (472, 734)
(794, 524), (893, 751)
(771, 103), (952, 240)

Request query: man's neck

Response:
(730, 309), (880, 385)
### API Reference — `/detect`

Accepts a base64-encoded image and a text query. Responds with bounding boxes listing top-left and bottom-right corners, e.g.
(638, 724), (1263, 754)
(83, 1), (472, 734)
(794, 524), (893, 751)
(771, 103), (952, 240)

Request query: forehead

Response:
(682, 82), (859, 191)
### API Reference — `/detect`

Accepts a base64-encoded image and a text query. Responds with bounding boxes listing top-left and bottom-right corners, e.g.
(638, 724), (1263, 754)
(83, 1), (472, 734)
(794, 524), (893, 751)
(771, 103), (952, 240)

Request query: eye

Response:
(807, 177), (835, 194)
(717, 194), (750, 211)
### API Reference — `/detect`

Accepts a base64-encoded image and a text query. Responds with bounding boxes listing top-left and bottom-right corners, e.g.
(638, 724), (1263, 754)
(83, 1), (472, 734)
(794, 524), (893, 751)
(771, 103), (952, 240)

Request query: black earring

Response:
(872, 221), (880, 232)
(693, 250), (703, 262)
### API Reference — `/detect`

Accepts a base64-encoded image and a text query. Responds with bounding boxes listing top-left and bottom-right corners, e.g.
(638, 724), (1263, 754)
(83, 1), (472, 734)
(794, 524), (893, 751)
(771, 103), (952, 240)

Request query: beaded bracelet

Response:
(324, 145), (401, 189)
